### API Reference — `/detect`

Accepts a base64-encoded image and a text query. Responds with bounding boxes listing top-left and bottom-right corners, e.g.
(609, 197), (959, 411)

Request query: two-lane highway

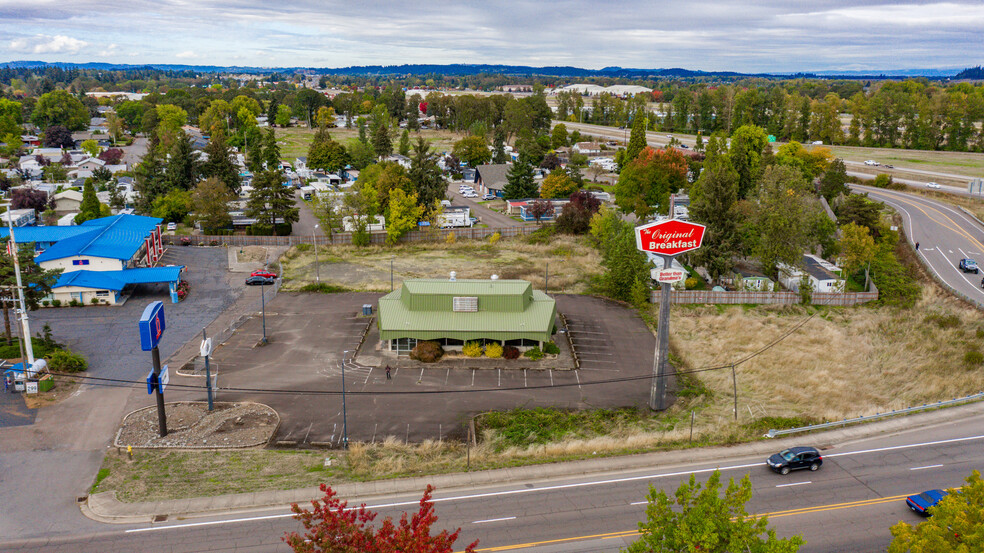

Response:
(7, 411), (984, 553)
(854, 184), (984, 305)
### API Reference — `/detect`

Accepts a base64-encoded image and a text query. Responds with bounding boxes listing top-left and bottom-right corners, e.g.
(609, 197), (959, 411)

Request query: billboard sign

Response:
(635, 219), (706, 257)
(138, 301), (166, 351)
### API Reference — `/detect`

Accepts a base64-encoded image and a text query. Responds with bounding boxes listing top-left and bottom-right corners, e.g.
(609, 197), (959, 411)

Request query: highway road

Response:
(854, 184), (984, 306)
(6, 411), (984, 553)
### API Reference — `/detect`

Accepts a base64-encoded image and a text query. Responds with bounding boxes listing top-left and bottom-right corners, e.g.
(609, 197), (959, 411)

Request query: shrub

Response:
(352, 228), (371, 247)
(543, 342), (560, 355)
(300, 283), (349, 293)
(42, 300), (50, 307)
(409, 341), (443, 363)
(52, 299), (62, 307)
(69, 299), (80, 307)
(524, 346), (545, 361)
(295, 243), (312, 252)
(503, 346), (520, 359)
(964, 350), (984, 366)
(462, 341), (483, 357)
(684, 277), (699, 290)
(489, 231), (501, 245)
(90, 298), (99, 304)
(925, 312), (960, 329)
(485, 342), (503, 358)
(46, 349), (88, 372)
(445, 232), (456, 245)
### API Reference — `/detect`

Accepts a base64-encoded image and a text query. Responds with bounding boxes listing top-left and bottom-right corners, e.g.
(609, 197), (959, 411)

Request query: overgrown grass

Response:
(476, 407), (657, 452)
(300, 283), (351, 293)
(278, 233), (602, 294)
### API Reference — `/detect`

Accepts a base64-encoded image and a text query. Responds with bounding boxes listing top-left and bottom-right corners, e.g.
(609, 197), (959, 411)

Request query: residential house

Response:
(53, 190), (84, 214)
(779, 254), (846, 293)
(384, 154), (411, 169)
(573, 142), (602, 155)
(438, 206), (472, 228)
(474, 164), (510, 198)
(342, 215), (385, 232)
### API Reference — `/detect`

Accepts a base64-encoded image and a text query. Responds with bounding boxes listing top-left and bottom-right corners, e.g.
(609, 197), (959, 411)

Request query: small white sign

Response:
(890, 225), (898, 231)
(25, 381), (38, 394)
(654, 269), (686, 283)
(200, 338), (213, 357)
(160, 365), (169, 392)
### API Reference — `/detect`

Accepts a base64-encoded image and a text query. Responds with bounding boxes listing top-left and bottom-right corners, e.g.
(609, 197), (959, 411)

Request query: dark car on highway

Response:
(906, 489), (947, 516)
(766, 446), (823, 475)
(245, 275), (275, 286)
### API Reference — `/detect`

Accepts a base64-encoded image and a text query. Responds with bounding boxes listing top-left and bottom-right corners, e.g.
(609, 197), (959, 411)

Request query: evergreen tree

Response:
(246, 169), (298, 236)
(201, 128), (241, 193)
(262, 128), (281, 170)
(398, 129), (411, 156)
(626, 115), (648, 162)
(689, 153), (741, 282)
(0, 240), (62, 343)
(134, 144), (168, 214)
(371, 119), (393, 158)
(407, 137), (445, 209)
(164, 132), (199, 191)
(492, 126), (509, 164)
(75, 180), (101, 224)
(818, 158), (849, 202)
(502, 158), (539, 200)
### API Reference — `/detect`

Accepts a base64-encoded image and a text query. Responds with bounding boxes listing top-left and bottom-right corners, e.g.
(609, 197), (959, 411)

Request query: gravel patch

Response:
(115, 402), (279, 448)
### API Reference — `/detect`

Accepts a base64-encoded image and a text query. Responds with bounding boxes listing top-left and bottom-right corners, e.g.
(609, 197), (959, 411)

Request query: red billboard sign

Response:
(635, 219), (706, 256)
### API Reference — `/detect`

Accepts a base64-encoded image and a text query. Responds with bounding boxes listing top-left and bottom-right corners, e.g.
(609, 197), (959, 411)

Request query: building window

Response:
(452, 297), (478, 312)
(505, 338), (540, 347)
(96, 291), (109, 297)
(392, 338), (417, 355)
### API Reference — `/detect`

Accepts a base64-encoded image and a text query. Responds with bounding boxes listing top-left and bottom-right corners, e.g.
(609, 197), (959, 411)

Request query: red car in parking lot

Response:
(251, 270), (277, 279)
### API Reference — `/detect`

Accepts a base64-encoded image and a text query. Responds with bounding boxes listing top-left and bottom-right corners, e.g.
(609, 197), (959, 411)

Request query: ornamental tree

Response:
(283, 484), (477, 553)
(889, 470), (984, 553)
(623, 470), (804, 553)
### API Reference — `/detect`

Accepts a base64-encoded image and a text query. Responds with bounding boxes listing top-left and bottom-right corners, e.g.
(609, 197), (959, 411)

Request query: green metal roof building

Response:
(377, 277), (557, 353)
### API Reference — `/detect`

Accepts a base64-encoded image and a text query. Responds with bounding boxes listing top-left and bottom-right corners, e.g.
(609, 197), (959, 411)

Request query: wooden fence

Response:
(659, 285), (879, 306)
(163, 225), (537, 248)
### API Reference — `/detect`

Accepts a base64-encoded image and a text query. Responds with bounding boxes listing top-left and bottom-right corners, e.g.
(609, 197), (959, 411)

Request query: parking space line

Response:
(471, 369), (476, 387)
(910, 464), (943, 471)
(498, 368), (501, 387)
(577, 352), (615, 357)
(363, 368), (373, 384)
(524, 369), (527, 387)
(445, 369), (450, 386)
(575, 371), (581, 390)
(550, 369), (554, 386)
(776, 481), (811, 488)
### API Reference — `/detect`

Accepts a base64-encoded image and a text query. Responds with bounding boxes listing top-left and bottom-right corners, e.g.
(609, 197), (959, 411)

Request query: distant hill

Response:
(955, 66), (984, 79)
(0, 60), (968, 79)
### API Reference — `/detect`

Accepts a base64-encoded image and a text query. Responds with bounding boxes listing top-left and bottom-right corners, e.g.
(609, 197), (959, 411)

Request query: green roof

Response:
(377, 279), (556, 342)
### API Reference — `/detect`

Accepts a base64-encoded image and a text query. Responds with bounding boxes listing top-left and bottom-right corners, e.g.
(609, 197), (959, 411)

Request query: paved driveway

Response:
(211, 293), (659, 445)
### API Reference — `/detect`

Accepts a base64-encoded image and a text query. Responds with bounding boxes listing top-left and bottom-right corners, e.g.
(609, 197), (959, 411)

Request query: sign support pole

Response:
(152, 346), (168, 437)
(651, 255), (672, 411)
(202, 329), (214, 412)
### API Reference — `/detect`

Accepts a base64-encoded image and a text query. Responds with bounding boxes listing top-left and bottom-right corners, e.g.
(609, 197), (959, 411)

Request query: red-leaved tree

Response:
(98, 148), (125, 164)
(284, 484), (477, 553)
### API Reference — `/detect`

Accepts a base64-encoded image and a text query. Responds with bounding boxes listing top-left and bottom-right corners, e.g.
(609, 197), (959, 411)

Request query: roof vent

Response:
(449, 271), (457, 282)
(491, 274), (499, 280)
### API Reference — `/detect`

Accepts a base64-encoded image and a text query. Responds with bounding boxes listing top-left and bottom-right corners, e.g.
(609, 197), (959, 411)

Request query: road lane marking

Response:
(910, 464), (943, 471)
(776, 481), (811, 488)
(630, 500), (647, 505)
(126, 434), (984, 533)
(472, 516), (516, 524)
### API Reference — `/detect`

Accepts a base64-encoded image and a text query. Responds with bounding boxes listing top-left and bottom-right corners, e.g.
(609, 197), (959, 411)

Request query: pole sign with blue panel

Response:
(138, 301), (166, 351)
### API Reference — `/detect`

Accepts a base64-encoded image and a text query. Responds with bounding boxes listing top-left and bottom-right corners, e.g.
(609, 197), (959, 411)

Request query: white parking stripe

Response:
(776, 481), (811, 488)
(472, 516), (516, 524)
(910, 464), (943, 471)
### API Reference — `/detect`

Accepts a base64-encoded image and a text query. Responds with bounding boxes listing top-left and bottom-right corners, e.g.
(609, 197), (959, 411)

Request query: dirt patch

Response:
(235, 246), (271, 264)
(115, 401), (279, 448)
(21, 374), (82, 409)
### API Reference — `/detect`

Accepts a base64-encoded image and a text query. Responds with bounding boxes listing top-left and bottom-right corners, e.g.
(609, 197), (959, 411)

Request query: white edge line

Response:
(776, 481), (812, 488)
(472, 516), (517, 524)
(127, 434), (984, 533)
(910, 464), (944, 471)
(630, 501), (648, 505)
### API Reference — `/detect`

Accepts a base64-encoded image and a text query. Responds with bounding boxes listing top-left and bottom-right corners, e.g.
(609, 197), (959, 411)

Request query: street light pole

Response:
(341, 350), (349, 449)
(313, 224), (320, 283)
(390, 256), (395, 291)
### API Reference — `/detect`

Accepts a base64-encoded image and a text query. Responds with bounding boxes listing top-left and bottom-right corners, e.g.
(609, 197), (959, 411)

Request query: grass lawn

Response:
(275, 127), (467, 162)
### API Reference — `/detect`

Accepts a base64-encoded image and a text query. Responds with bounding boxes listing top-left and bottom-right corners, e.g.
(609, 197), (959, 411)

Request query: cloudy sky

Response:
(1, 1), (982, 72)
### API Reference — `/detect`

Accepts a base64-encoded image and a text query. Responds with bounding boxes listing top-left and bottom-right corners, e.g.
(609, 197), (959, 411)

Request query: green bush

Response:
(684, 277), (699, 290)
(46, 349), (88, 372)
(462, 341), (483, 357)
(295, 244), (312, 252)
(964, 350), (984, 366)
(300, 283), (349, 293)
(69, 299), (80, 307)
(42, 300), (50, 307)
(52, 299), (61, 307)
(524, 346), (545, 361)
(409, 341), (443, 363)
(90, 297), (100, 304)
(352, 228), (371, 247)
(543, 342), (560, 355)
(485, 342), (503, 358)
(925, 312), (960, 329)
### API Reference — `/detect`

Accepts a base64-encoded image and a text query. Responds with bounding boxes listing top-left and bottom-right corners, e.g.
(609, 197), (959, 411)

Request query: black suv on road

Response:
(766, 446), (823, 475)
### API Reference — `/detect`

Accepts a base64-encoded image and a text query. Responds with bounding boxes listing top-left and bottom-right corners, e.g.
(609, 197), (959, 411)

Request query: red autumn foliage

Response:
(284, 484), (477, 553)
(98, 148), (125, 164)
(418, 102), (428, 115)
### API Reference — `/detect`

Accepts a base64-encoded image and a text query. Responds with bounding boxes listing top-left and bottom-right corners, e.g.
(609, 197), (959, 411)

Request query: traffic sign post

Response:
(201, 330), (214, 412)
(139, 301), (168, 437)
(635, 213), (706, 411)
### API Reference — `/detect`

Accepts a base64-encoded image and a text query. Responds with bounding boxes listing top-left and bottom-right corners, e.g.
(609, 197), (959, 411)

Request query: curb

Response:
(83, 396), (984, 524)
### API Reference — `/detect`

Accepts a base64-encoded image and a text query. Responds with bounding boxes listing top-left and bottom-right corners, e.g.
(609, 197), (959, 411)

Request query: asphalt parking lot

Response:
(31, 246), (244, 381)
(209, 292), (659, 445)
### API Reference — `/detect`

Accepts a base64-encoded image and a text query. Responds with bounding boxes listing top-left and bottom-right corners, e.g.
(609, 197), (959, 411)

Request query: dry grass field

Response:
(279, 233), (602, 294)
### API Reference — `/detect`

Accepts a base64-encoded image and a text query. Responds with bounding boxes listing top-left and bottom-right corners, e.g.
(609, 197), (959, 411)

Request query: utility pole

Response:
(4, 205), (35, 377)
(341, 350), (349, 449)
(313, 225), (320, 283)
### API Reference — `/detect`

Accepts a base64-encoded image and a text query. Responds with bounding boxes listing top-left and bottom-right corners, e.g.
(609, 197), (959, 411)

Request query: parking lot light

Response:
(314, 225), (320, 283)
(341, 350), (349, 449)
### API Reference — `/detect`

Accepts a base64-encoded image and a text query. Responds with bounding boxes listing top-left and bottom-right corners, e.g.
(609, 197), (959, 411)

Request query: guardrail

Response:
(766, 391), (984, 438)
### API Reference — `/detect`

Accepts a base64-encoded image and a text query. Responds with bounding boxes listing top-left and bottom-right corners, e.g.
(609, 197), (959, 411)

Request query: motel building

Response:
(377, 274), (557, 355)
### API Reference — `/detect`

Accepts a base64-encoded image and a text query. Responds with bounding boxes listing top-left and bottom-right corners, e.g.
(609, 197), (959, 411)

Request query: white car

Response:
(166, 222), (177, 231)
(864, 160), (879, 166)
(463, 193), (479, 198)
(926, 182), (942, 189)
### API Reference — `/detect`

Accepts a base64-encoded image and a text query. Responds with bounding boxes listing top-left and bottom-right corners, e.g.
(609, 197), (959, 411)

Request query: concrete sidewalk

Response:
(82, 394), (984, 524)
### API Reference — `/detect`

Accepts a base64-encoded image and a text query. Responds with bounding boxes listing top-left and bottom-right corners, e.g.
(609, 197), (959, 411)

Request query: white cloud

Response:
(8, 34), (88, 54)
(174, 50), (198, 59)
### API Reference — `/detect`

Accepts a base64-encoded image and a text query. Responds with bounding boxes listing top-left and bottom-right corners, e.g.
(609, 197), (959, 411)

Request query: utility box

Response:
(362, 304), (373, 316)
